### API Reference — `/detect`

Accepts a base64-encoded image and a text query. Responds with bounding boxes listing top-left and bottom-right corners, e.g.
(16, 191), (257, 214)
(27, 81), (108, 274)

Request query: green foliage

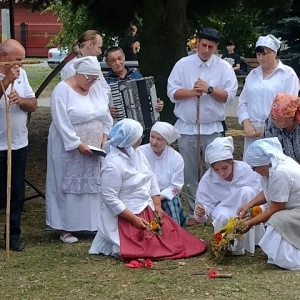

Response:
(44, 0), (90, 49)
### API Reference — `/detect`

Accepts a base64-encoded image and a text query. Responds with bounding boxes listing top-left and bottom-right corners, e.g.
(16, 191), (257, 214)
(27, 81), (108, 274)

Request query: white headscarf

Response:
(256, 34), (281, 53)
(151, 121), (180, 144)
(245, 137), (286, 175)
(105, 119), (143, 166)
(205, 136), (234, 164)
(73, 56), (101, 76)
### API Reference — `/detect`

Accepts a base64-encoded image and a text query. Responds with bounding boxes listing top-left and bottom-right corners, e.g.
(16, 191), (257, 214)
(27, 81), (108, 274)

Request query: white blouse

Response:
(50, 81), (113, 151)
(100, 147), (160, 215)
(195, 161), (262, 215)
(167, 54), (238, 135)
(237, 61), (299, 126)
(139, 144), (184, 200)
(262, 157), (300, 210)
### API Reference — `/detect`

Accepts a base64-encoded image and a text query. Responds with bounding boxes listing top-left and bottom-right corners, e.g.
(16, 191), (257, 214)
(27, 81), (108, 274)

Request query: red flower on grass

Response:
(208, 269), (218, 278)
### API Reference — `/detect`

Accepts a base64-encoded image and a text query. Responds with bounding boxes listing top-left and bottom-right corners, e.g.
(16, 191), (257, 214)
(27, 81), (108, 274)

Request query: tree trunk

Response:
(139, 0), (189, 124)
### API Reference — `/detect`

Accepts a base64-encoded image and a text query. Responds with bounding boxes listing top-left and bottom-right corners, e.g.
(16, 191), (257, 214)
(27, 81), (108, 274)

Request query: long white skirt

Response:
(46, 124), (101, 232)
(259, 225), (300, 270)
(211, 186), (265, 253)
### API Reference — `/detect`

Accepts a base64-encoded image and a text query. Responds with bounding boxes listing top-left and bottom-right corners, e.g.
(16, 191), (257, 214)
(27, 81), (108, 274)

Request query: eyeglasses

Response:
(84, 74), (99, 84)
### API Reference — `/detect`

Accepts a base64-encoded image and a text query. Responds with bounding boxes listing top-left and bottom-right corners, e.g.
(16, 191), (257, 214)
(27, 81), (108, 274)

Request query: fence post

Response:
(20, 22), (26, 50)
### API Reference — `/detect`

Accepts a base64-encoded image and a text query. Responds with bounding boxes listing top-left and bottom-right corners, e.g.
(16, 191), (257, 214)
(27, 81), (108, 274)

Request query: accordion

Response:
(109, 76), (160, 130)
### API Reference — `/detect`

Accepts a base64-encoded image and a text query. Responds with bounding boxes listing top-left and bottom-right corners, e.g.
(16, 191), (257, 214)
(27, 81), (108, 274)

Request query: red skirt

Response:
(118, 206), (207, 261)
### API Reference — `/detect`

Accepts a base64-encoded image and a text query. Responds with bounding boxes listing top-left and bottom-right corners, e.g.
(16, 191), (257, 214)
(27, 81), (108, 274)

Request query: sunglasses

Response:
(84, 74), (99, 84)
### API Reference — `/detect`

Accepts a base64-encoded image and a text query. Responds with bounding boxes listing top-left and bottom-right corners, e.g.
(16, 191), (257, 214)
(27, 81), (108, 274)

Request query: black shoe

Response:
(6, 239), (24, 252)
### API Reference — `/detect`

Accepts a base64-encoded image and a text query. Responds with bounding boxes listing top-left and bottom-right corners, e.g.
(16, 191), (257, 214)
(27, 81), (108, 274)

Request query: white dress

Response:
(195, 160), (265, 253)
(46, 81), (113, 231)
(259, 157), (300, 270)
(89, 147), (160, 256)
(60, 58), (111, 96)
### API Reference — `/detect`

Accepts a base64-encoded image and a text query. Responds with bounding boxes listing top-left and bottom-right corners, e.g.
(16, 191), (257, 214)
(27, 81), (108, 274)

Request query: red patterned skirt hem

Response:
(118, 206), (207, 261)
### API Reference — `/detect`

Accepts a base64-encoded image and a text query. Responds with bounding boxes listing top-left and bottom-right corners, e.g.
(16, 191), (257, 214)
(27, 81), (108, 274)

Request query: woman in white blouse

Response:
(89, 119), (207, 260)
(237, 34), (299, 158)
(139, 122), (187, 227)
(194, 136), (265, 255)
(240, 137), (300, 270)
(46, 56), (113, 243)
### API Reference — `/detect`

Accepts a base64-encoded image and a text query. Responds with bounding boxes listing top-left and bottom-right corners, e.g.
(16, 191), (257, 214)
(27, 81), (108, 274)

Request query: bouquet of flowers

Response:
(209, 206), (262, 262)
(138, 214), (163, 241)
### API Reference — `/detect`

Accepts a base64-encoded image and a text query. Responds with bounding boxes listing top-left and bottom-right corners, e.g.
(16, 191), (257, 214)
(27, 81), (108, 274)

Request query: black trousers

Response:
(0, 146), (27, 240)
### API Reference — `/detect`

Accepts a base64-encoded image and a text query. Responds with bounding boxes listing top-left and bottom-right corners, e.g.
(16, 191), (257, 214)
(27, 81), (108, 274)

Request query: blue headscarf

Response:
(245, 137), (286, 175)
(105, 119), (143, 166)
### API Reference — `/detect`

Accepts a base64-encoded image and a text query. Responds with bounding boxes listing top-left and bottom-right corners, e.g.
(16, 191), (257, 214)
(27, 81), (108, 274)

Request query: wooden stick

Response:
(196, 95), (202, 182)
(0, 61), (23, 66)
(0, 80), (12, 258)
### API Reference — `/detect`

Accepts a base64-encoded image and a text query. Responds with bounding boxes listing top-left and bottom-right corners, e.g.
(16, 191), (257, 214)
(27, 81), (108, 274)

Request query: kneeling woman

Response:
(89, 119), (207, 260)
(139, 122), (187, 227)
(194, 136), (265, 255)
(239, 137), (300, 270)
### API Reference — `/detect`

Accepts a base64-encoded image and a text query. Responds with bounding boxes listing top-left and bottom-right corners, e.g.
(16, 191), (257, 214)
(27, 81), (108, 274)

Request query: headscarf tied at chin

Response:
(271, 93), (300, 123)
(151, 121), (180, 145)
(245, 137), (286, 176)
(256, 34), (281, 52)
(204, 136), (234, 165)
(105, 119), (143, 167)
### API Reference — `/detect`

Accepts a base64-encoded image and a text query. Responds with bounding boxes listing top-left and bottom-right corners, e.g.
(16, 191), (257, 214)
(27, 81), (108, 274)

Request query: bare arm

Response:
(233, 63), (240, 71)
(209, 87), (228, 103)
(248, 201), (286, 226)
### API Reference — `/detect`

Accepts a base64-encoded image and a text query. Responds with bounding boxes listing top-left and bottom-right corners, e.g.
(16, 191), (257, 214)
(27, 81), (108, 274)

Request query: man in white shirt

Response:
(0, 39), (37, 251)
(167, 27), (238, 225)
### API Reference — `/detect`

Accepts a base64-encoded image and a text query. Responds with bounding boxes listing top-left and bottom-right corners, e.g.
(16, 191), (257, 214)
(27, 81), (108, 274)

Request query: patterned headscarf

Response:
(245, 137), (286, 175)
(105, 119), (143, 166)
(271, 93), (300, 123)
(256, 34), (281, 52)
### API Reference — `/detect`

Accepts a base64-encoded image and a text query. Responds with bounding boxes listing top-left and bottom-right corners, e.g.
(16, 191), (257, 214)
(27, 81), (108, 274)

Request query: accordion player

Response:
(109, 76), (160, 143)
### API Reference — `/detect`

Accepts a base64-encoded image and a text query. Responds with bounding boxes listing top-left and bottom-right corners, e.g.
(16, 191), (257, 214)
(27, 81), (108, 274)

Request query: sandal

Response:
(60, 233), (78, 244)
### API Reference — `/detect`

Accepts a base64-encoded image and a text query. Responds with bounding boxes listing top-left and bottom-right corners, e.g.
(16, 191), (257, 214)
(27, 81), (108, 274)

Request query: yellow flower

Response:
(149, 220), (160, 231)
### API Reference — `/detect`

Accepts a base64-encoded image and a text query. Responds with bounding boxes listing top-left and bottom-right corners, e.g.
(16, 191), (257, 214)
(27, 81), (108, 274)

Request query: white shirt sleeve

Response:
(194, 176), (219, 223)
(160, 156), (184, 200)
(60, 64), (75, 81)
(140, 152), (161, 197)
(237, 76), (250, 124)
(99, 71), (111, 96)
(100, 162), (126, 216)
(267, 170), (292, 203)
(50, 85), (81, 151)
(284, 69), (300, 95)
(21, 69), (35, 98)
(222, 67), (238, 105)
(167, 61), (182, 103)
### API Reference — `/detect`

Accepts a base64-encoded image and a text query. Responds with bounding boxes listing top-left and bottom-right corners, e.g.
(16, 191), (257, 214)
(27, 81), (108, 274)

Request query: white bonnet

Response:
(205, 136), (234, 164)
(151, 121), (180, 144)
(73, 56), (101, 76)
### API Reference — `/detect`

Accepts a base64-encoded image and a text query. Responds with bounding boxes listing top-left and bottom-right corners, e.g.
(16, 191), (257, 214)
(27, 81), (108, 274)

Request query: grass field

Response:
(22, 64), (60, 98)
(0, 68), (299, 300)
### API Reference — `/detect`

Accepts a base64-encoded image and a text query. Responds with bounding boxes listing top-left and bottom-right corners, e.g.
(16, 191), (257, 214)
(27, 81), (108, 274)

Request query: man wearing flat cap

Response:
(167, 27), (238, 226)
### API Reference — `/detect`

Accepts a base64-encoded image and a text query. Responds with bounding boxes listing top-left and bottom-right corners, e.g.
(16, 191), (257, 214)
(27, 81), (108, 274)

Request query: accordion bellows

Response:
(109, 76), (160, 130)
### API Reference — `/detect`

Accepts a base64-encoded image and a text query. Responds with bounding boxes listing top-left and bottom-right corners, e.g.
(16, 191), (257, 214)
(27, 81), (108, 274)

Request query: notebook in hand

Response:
(87, 145), (106, 158)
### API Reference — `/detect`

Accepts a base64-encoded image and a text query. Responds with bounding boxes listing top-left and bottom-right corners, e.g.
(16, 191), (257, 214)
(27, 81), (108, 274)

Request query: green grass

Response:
(0, 109), (298, 299)
(22, 65), (60, 98)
